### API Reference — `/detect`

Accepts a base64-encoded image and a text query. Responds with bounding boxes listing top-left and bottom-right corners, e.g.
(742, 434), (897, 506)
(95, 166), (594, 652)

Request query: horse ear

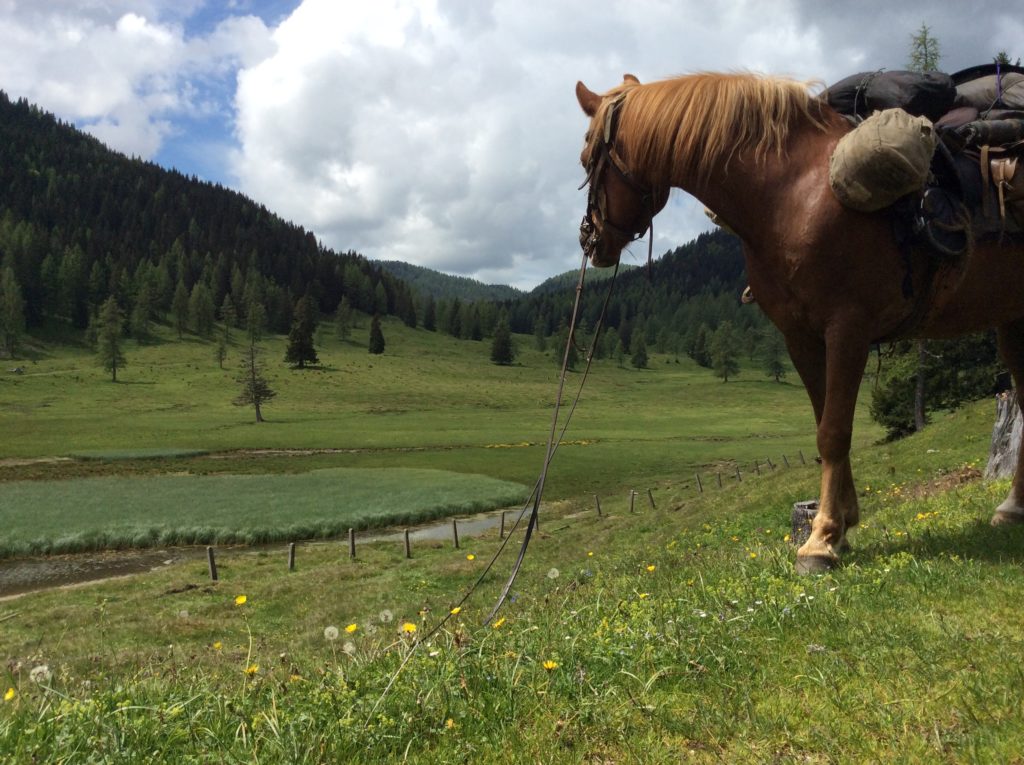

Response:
(576, 81), (601, 117)
(623, 73), (640, 84)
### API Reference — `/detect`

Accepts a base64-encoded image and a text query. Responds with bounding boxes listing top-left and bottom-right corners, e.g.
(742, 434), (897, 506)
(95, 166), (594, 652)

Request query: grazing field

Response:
(0, 467), (529, 557)
(0, 395), (1017, 763)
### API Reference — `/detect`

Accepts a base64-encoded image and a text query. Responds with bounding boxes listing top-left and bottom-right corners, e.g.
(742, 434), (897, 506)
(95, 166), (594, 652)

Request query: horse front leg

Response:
(992, 318), (1024, 525)
(795, 330), (870, 573)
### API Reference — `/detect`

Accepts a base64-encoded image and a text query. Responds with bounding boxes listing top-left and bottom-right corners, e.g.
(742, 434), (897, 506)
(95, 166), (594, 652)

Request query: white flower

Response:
(379, 609), (394, 623)
(342, 642), (356, 655)
(177, 610), (189, 620)
(324, 626), (339, 641)
(29, 665), (51, 684)
(546, 568), (560, 580)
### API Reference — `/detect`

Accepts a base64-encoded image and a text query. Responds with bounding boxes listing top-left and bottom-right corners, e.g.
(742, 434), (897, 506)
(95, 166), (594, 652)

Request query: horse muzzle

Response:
(579, 215), (619, 267)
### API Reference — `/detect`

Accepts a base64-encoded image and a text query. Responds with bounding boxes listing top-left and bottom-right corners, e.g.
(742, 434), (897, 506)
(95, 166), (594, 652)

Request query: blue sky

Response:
(1, 1), (1021, 289)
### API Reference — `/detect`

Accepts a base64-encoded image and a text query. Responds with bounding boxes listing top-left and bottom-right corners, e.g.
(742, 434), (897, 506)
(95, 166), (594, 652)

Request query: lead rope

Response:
(365, 255), (621, 725)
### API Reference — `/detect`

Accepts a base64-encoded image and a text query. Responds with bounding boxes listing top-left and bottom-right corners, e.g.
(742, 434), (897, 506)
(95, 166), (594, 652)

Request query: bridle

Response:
(579, 93), (663, 267)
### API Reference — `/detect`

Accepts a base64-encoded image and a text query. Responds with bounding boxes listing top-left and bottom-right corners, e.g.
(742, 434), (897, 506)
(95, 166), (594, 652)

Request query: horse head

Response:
(576, 75), (668, 267)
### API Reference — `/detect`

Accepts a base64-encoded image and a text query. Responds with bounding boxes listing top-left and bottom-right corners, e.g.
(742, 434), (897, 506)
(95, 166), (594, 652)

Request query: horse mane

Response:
(586, 72), (827, 188)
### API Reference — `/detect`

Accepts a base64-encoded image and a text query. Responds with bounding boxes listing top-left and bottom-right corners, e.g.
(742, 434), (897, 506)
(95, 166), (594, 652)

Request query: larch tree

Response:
(490, 311), (515, 365)
(285, 295), (319, 368)
(0, 265), (26, 359)
(95, 296), (127, 382)
(368, 314), (386, 355)
(235, 342), (276, 423)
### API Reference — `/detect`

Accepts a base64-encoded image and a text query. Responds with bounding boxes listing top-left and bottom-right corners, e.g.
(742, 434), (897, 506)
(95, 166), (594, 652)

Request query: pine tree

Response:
(631, 334), (649, 369)
(368, 314), (386, 354)
(234, 342), (276, 423)
(285, 295), (319, 368)
(710, 321), (740, 382)
(490, 311), (515, 365)
(422, 296), (437, 332)
(335, 296), (353, 340)
(129, 281), (154, 342)
(219, 293), (237, 344)
(908, 23), (941, 72)
(215, 337), (228, 369)
(189, 282), (216, 337)
(95, 296), (127, 382)
(246, 299), (266, 345)
(171, 280), (189, 339)
(0, 266), (26, 358)
(759, 328), (788, 382)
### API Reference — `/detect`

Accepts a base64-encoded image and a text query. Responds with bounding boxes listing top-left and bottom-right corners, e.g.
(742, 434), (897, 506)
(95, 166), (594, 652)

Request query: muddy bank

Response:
(0, 508), (520, 600)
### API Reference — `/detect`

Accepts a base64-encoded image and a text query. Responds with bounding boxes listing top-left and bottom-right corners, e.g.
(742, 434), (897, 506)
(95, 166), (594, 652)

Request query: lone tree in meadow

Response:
(285, 295), (319, 368)
(368, 314), (386, 354)
(0, 265), (26, 358)
(95, 296), (127, 382)
(235, 343), (276, 423)
(760, 328), (788, 382)
(631, 335), (649, 369)
(490, 311), (515, 365)
(710, 321), (741, 382)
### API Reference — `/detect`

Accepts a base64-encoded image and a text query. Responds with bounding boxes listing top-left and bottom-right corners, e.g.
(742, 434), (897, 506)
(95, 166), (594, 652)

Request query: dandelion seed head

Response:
(343, 642), (357, 655)
(379, 609), (394, 623)
(547, 568), (560, 579)
(29, 665), (51, 685)
(324, 626), (340, 641)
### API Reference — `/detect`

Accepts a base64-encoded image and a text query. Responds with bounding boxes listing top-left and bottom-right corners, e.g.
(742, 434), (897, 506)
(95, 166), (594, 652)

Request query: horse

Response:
(574, 71), (1024, 573)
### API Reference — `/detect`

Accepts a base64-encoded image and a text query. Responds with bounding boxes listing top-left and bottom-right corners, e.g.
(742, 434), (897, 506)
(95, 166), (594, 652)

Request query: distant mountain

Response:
(0, 90), (417, 334)
(377, 260), (524, 302)
(529, 262), (637, 296)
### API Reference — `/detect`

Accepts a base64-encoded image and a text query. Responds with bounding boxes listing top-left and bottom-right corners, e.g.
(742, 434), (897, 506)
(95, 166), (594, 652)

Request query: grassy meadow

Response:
(5, 318), (1021, 762)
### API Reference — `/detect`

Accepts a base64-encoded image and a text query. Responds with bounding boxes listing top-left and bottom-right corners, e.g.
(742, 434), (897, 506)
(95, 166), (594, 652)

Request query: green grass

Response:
(3, 321), (1017, 762)
(0, 468), (529, 556)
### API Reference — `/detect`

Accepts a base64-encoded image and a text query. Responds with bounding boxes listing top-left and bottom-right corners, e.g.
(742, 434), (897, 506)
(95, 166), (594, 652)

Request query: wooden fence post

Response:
(647, 488), (656, 510)
(695, 473), (704, 493)
(499, 512), (506, 538)
(206, 546), (218, 582)
(452, 519), (460, 549)
(348, 528), (356, 559)
(754, 460), (761, 476)
(736, 465), (742, 482)
(287, 542), (296, 571)
(799, 449), (807, 465)
(716, 472), (723, 489)
(594, 494), (602, 517)
(782, 454), (791, 469)
(404, 529), (412, 559)
(766, 456), (775, 471)
(629, 490), (636, 513)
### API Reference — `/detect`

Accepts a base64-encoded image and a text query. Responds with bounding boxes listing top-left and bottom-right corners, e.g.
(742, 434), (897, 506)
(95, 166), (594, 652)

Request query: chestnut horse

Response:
(575, 72), (1024, 572)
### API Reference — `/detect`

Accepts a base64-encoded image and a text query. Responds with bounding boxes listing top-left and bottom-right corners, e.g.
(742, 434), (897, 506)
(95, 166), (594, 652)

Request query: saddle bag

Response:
(983, 145), (1024, 226)
(829, 108), (937, 212)
(823, 70), (956, 121)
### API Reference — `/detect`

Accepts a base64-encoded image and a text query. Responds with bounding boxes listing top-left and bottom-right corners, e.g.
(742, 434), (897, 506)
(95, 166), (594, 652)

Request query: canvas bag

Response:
(829, 108), (937, 212)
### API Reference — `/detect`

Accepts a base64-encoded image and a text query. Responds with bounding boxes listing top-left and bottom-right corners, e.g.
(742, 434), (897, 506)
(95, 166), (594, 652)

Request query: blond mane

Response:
(584, 72), (826, 187)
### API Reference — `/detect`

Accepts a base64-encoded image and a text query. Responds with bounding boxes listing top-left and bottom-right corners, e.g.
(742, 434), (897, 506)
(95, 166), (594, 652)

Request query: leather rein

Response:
(579, 93), (662, 271)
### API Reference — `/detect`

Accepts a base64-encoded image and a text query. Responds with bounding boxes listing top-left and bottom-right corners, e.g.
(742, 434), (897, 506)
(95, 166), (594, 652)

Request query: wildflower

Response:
(645, 564), (656, 572)
(749, 552), (757, 559)
(547, 568), (560, 579)
(178, 609), (189, 619)
(542, 660), (559, 671)
(587, 551), (594, 557)
(401, 622), (417, 634)
(212, 641), (223, 651)
(345, 623), (358, 634)
(638, 593), (650, 600)
(343, 642), (356, 655)
(466, 554), (476, 561)
(445, 718), (456, 729)
(783, 534), (791, 543)
(289, 674), (303, 683)
(29, 665), (51, 685)
(731, 536), (740, 542)
(244, 664), (259, 676)
(3, 688), (14, 702)
(449, 606), (462, 615)
(324, 626), (340, 641)
(234, 594), (247, 606)
(492, 617), (506, 629)
(379, 609), (394, 623)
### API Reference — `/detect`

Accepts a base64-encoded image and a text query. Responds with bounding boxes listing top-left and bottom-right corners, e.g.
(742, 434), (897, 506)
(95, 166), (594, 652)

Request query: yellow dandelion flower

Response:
(784, 534), (791, 543)
(645, 564), (656, 572)
(244, 664), (259, 675)
(345, 623), (358, 634)
(401, 622), (418, 634)
(212, 641), (223, 651)
(3, 688), (14, 702)
(450, 606), (462, 615)
(445, 718), (456, 729)
(749, 552), (758, 559)
(289, 674), (303, 683)
(638, 593), (650, 599)
(731, 536), (740, 542)
(466, 554), (476, 561)
(234, 594), (247, 606)
(587, 551), (594, 557)
(542, 660), (559, 671)
(492, 617), (506, 629)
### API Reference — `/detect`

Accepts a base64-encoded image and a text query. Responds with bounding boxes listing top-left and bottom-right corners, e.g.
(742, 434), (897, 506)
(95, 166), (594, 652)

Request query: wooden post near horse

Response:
(206, 546), (217, 582)
(695, 473), (704, 493)
(754, 460), (761, 476)
(735, 465), (742, 482)
(499, 511), (506, 538)
(647, 488), (656, 509)
(629, 490), (636, 513)
(799, 450), (807, 466)
(348, 528), (355, 559)
(594, 494), (602, 517)
(452, 519), (460, 549)
(404, 529), (412, 559)
(716, 472), (723, 489)
(782, 454), (791, 468)
(766, 457), (775, 470)
(287, 542), (296, 572)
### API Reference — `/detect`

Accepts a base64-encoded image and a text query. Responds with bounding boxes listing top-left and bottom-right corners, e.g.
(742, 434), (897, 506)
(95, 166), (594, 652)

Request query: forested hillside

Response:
(377, 260), (524, 302)
(0, 90), (417, 336)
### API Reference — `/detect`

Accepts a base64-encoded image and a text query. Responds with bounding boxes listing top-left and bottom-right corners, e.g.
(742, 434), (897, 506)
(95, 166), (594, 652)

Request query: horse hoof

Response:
(991, 510), (1024, 527)
(794, 555), (837, 575)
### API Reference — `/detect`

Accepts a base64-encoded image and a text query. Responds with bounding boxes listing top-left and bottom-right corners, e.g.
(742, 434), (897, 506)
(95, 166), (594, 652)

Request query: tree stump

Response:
(790, 500), (819, 547)
(985, 391), (1022, 480)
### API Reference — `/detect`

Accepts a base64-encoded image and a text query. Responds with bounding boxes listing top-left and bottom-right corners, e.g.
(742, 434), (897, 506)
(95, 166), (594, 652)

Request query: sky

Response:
(1, 1), (1021, 290)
